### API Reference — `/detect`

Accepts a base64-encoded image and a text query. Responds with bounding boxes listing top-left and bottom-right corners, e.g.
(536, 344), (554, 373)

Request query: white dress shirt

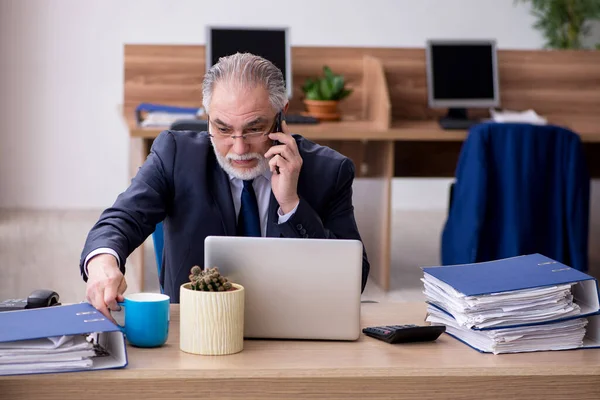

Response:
(84, 169), (297, 276)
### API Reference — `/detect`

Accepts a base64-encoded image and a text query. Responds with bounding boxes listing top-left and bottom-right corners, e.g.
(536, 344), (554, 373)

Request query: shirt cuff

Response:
(84, 248), (120, 277)
(277, 201), (299, 224)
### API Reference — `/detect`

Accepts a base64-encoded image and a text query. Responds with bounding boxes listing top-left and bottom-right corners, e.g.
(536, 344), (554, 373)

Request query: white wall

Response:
(0, 0), (597, 209)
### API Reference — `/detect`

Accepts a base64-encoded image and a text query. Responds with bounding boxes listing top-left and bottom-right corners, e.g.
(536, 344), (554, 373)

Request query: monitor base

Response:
(438, 108), (480, 130)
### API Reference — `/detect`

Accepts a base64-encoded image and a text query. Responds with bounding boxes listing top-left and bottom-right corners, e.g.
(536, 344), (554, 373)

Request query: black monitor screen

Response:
(430, 43), (496, 100)
(208, 28), (287, 85)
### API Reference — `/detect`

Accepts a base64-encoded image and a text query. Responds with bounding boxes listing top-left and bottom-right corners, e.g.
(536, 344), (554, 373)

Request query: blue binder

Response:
(423, 253), (600, 330)
(0, 302), (128, 376)
(135, 102), (202, 124)
(427, 304), (600, 354)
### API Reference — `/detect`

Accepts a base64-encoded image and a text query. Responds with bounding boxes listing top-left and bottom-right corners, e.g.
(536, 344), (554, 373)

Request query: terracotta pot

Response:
(303, 99), (341, 121)
(179, 282), (245, 355)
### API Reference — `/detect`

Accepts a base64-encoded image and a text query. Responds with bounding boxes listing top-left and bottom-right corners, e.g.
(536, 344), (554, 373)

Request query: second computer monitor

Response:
(206, 26), (292, 98)
(426, 39), (499, 129)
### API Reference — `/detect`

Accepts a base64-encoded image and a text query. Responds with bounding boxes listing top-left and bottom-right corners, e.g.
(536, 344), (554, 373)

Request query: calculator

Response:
(362, 324), (446, 344)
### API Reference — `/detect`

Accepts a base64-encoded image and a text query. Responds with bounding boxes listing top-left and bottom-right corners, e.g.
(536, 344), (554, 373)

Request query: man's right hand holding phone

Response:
(85, 254), (127, 324)
(265, 120), (303, 214)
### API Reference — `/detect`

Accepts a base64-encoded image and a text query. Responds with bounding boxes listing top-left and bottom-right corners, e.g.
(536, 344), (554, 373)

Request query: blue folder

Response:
(0, 302), (127, 376)
(135, 103), (201, 114)
(423, 253), (600, 330)
(427, 304), (600, 354)
(135, 102), (202, 124)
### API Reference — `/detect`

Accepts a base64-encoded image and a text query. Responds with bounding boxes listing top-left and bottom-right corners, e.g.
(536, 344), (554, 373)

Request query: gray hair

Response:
(202, 52), (287, 114)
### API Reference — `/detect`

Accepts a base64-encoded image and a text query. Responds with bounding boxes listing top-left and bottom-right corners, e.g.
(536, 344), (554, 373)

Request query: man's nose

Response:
(231, 136), (250, 154)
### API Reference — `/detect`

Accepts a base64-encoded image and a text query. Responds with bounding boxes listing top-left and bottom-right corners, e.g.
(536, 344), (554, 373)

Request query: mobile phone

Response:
(272, 111), (283, 145)
(272, 111), (284, 174)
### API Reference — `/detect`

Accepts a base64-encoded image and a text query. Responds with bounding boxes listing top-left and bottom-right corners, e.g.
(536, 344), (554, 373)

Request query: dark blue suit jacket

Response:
(441, 122), (590, 271)
(80, 130), (370, 302)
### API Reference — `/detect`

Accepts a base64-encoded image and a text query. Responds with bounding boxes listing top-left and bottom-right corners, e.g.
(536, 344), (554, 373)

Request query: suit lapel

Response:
(210, 158), (236, 236)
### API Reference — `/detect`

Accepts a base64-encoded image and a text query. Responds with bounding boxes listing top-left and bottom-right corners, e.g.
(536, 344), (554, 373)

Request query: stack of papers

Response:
(0, 334), (101, 375)
(424, 275), (581, 329)
(140, 112), (200, 127)
(0, 303), (128, 376)
(427, 306), (587, 354)
(135, 102), (205, 128)
(421, 254), (600, 354)
(489, 108), (548, 125)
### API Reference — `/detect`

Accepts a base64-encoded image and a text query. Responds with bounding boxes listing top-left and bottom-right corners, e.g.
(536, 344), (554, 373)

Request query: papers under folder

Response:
(421, 253), (600, 354)
(0, 302), (128, 376)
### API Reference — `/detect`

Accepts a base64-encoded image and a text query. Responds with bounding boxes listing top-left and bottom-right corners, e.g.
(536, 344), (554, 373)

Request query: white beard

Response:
(211, 139), (269, 180)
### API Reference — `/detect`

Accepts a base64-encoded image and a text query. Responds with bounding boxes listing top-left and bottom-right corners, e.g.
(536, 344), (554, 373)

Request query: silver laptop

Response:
(204, 236), (363, 341)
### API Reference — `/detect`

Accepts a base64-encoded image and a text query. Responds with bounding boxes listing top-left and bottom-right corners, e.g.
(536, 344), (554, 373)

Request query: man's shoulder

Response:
(293, 134), (354, 177)
(294, 134), (350, 164)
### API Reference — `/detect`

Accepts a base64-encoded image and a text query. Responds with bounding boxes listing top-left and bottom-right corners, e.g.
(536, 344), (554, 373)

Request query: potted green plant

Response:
(301, 65), (353, 121)
(515, 0), (600, 49)
(179, 266), (244, 355)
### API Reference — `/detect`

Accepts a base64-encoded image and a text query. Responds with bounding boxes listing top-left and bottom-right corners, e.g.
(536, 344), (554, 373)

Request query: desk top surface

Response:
(127, 301), (600, 378)
(127, 116), (600, 142)
(9, 301), (598, 382)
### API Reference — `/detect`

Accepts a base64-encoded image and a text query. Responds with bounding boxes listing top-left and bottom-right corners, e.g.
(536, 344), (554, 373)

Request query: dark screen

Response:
(209, 28), (287, 82)
(431, 43), (495, 100)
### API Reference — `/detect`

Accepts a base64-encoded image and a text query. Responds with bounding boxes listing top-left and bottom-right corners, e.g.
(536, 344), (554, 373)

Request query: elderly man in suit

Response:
(80, 52), (370, 322)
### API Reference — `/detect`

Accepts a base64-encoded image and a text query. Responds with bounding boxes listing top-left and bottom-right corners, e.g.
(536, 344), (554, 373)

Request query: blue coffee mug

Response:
(116, 293), (170, 348)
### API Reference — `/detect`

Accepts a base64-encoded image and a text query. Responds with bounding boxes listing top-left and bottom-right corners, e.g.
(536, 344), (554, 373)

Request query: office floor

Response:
(0, 208), (446, 304)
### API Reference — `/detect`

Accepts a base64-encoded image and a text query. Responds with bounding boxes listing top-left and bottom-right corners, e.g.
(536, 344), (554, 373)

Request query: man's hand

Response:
(85, 254), (127, 324)
(264, 120), (302, 213)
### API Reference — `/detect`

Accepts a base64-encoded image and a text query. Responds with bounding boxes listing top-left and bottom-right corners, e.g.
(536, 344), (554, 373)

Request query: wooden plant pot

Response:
(303, 99), (341, 121)
(179, 282), (245, 355)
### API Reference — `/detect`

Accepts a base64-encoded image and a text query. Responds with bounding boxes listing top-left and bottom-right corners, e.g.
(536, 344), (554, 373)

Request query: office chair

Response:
(441, 122), (590, 271)
(152, 222), (165, 294)
(169, 119), (208, 132)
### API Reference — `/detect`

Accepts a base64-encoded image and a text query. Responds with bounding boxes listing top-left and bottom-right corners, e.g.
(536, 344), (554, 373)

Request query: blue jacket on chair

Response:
(441, 122), (590, 271)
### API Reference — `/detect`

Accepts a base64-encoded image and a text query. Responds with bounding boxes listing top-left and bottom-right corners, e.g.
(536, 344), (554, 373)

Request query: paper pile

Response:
(421, 254), (600, 354)
(489, 108), (547, 125)
(423, 275), (582, 330)
(0, 334), (103, 375)
(135, 102), (205, 128)
(0, 302), (128, 376)
(423, 276), (587, 354)
(427, 306), (587, 354)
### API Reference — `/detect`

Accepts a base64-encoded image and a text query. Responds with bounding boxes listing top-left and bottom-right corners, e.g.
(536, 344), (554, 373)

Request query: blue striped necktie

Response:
(237, 179), (261, 237)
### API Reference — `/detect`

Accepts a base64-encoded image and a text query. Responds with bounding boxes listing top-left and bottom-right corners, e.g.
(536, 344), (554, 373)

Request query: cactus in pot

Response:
(188, 266), (234, 292)
(180, 265), (244, 356)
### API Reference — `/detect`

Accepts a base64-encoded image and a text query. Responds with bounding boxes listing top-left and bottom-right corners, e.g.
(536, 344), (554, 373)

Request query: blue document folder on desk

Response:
(427, 304), (600, 354)
(423, 254), (600, 353)
(0, 302), (127, 376)
(423, 253), (600, 330)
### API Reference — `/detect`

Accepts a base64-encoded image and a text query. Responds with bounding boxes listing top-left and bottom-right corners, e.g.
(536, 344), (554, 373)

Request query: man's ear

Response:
(283, 102), (289, 114)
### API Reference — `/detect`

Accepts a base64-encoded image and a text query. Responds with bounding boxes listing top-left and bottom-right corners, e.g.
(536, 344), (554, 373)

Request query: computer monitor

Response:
(426, 39), (500, 129)
(205, 26), (292, 98)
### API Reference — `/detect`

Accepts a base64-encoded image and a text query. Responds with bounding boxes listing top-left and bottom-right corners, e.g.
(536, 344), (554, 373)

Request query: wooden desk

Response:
(3, 301), (600, 399)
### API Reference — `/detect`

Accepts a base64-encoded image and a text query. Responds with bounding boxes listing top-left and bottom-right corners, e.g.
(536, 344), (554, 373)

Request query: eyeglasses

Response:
(207, 116), (276, 145)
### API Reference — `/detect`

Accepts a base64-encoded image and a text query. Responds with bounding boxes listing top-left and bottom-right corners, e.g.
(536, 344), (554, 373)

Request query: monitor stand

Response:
(438, 108), (479, 130)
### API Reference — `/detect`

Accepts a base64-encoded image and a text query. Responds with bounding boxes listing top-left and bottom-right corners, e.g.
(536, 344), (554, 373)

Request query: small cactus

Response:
(188, 266), (234, 292)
